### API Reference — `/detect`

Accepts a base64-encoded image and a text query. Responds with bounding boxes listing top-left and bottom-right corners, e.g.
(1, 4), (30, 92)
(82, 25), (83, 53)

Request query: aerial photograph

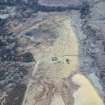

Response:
(0, 0), (105, 105)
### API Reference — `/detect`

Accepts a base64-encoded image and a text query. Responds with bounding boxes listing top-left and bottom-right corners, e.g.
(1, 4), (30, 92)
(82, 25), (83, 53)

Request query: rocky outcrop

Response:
(0, 0), (105, 104)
